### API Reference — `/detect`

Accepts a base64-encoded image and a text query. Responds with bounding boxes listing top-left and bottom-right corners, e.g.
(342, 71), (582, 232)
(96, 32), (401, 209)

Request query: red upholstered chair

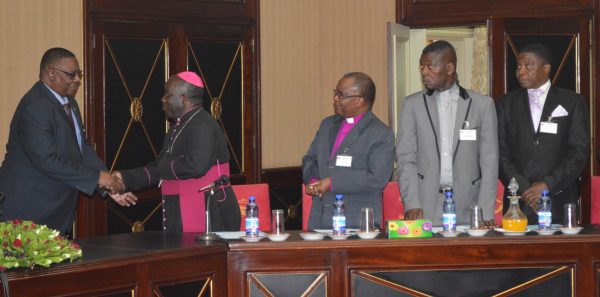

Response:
(591, 176), (600, 224)
(495, 180), (505, 226)
(302, 182), (404, 230)
(382, 181), (404, 226)
(232, 184), (271, 232)
(302, 184), (312, 231)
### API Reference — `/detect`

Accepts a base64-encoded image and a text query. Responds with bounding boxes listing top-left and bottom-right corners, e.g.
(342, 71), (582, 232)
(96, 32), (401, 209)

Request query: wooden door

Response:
(76, 22), (170, 236)
(79, 17), (257, 236)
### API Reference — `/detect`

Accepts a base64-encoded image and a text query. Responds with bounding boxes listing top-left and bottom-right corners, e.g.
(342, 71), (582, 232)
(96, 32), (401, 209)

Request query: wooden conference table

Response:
(3, 228), (600, 296)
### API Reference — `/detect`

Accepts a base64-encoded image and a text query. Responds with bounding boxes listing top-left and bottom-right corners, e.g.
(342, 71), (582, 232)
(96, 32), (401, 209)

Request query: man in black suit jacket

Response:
(0, 48), (131, 236)
(497, 43), (589, 224)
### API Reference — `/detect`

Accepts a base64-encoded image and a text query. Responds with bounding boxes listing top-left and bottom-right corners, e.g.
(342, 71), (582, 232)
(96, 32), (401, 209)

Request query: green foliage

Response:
(0, 220), (82, 271)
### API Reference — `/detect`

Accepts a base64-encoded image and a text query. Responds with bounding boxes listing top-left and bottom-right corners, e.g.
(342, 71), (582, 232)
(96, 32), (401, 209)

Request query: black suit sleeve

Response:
(301, 128), (322, 185)
(120, 115), (225, 191)
(542, 94), (589, 191)
(496, 96), (532, 191)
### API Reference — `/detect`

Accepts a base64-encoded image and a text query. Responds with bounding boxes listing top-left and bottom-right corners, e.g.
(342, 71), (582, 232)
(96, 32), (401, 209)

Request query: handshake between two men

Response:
(98, 171), (138, 207)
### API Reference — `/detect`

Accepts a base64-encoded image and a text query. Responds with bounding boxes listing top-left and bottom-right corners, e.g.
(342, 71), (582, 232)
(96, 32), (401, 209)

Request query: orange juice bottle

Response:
(502, 218), (528, 231)
(503, 195), (528, 232)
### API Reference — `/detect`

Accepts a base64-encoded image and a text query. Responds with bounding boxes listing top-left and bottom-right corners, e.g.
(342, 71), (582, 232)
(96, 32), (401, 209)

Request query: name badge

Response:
(540, 121), (558, 134)
(459, 129), (477, 141)
(336, 154), (352, 167)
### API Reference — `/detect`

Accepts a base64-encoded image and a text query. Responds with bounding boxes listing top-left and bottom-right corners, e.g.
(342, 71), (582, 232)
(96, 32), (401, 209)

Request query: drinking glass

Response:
(271, 209), (285, 235)
(563, 203), (577, 228)
(360, 207), (375, 233)
(470, 205), (483, 229)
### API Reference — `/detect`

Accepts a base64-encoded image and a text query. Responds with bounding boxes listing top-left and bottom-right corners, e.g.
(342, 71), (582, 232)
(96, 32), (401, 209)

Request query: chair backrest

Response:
(301, 184), (312, 231)
(232, 184), (271, 232)
(591, 176), (600, 224)
(302, 181), (404, 230)
(495, 180), (505, 226)
(382, 181), (404, 226)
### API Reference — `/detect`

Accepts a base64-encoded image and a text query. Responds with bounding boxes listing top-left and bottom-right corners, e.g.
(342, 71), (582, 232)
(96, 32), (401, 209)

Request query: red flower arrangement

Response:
(0, 220), (82, 271)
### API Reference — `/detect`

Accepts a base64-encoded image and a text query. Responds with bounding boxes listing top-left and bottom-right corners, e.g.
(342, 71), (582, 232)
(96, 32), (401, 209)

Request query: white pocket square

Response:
(551, 105), (568, 117)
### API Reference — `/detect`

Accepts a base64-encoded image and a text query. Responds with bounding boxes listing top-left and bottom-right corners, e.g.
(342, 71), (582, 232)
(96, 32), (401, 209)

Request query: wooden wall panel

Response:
(260, 0), (321, 169)
(398, 0), (593, 26)
(0, 0), (83, 159)
(261, 0), (396, 169)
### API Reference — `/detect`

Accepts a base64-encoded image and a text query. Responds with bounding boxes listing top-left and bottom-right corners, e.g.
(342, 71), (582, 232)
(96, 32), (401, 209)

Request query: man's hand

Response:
(111, 171), (128, 194)
(314, 177), (331, 196)
(522, 182), (548, 212)
(109, 192), (138, 207)
(404, 208), (424, 220)
(306, 177), (332, 197)
(98, 171), (124, 194)
(482, 220), (496, 229)
(112, 171), (123, 181)
(305, 183), (318, 196)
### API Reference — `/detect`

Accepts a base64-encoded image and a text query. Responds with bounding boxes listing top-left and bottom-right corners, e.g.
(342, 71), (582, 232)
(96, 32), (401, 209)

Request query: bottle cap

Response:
(445, 191), (453, 198)
(249, 196), (256, 201)
(335, 194), (343, 200)
(542, 190), (549, 196)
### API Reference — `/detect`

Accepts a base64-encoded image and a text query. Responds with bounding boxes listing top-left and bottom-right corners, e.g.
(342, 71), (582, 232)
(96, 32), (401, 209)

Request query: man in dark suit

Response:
(497, 43), (589, 224)
(0, 47), (129, 236)
(302, 72), (395, 229)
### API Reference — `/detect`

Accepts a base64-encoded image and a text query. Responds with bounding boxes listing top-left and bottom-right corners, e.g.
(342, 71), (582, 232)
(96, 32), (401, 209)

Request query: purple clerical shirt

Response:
(330, 113), (365, 159)
(310, 113), (365, 192)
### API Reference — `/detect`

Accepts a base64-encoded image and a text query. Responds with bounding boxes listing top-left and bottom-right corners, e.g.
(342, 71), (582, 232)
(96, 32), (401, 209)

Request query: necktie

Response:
(528, 89), (544, 131)
(63, 103), (74, 127)
(63, 103), (81, 151)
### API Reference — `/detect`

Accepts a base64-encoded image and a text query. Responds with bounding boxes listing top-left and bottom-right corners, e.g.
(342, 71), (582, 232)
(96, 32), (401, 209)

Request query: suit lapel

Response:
(427, 94), (440, 135)
(540, 87), (559, 123)
(38, 82), (81, 151)
(452, 96), (470, 152)
(37, 82), (72, 125)
(68, 98), (84, 134)
(337, 111), (373, 151)
(54, 102), (72, 127)
(327, 117), (343, 161)
(423, 92), (440, 161)
(518, 89), (539, 135)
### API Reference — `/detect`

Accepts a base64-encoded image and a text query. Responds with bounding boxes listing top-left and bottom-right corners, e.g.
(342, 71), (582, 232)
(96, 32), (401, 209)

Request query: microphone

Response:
(199, 175), (230, 192)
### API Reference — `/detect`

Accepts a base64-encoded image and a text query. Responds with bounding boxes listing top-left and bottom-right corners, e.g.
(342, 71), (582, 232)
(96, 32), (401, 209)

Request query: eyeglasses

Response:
(333, 89), (361, 100)
(52, 67), (83, 79)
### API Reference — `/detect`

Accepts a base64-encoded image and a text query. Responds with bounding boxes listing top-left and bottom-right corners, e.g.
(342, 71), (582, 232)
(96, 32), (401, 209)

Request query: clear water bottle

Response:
(245, 196), (259, 237)
(538, 190), (552, 230)
(442, 191), (456, 232)
(332, 194), (346, 236)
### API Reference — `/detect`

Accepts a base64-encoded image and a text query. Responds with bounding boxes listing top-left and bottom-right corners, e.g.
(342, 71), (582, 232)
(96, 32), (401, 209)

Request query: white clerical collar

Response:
(345, 117), (354, 124)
